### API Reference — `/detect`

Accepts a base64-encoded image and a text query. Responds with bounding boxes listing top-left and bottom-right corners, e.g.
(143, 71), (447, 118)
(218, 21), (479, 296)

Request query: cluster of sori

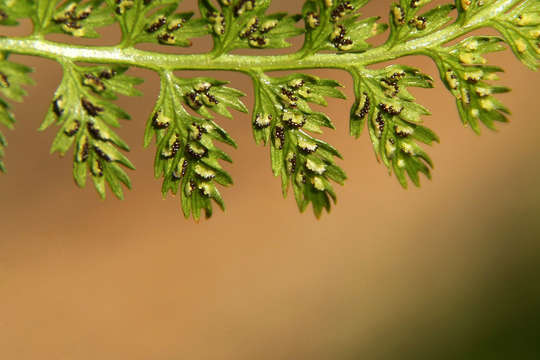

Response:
(38, 63), (140, 198)
(251, 73), (346, 215)
(185, 82), (218, 110)
(350, 65), (437, 187)
(145, 76), (245, 219)
(207, 0), (278, 48)
(114, 0), (135, 15)
(431, 36), (513, 132)
(145, 12), (187, 45)
(150, 108), (232, 219)
(51, 91), (131, 193)
(237, 15), (279, 48)
(306, 0), (357, 50)
(53, 1), (95, 36)
(302, 0), (385, 54)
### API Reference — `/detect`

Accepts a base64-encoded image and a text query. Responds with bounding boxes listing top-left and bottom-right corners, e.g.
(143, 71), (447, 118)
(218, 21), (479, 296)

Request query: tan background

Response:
(1, 1), (540, 359)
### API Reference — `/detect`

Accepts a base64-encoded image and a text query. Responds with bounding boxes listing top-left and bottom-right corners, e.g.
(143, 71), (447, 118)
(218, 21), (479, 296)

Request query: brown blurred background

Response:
(1, 1), (540, 359)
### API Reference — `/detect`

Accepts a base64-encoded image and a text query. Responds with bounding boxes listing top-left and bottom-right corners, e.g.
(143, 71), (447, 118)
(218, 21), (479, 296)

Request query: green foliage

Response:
(0, 0), (538, 219)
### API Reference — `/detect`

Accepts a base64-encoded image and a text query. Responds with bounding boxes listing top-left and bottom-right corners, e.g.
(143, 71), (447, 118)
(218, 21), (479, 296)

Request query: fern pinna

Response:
(0, 0), (539, 219)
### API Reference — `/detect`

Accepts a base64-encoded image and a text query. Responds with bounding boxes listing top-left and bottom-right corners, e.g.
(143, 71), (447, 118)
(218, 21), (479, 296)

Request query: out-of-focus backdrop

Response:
(1, 1), (539, 359)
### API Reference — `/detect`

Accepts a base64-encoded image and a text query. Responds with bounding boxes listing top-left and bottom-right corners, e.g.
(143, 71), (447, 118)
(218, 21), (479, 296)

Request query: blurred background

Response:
(1, 1), (540, 359)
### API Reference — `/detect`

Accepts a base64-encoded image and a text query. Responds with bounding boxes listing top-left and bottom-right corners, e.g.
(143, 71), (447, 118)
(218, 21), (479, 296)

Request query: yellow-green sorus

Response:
(187, 142), (206, 157)
(465, 39), (479, 51)
(286, 152), (296, 173)
(464, 70), (484, 82)
(161, 135), (179, 158)
(168, 19), (184, 32)
(116, 0), (134, 14)
(254, 113), (272, 128)
(297, 137), (318, 153)
(395, 124), (413, 136)
(260, 19), (278, 33)
(515, 38), (527, 53)
(459, 52), (486, 65)
(306, 158), (326, 175)
(516, 13), (538, 26)
(282, 111), (304, 127)
(337, 38), (353, 51)
(64, 119), (79, 136)
(90, 121), (111, 141)
(445, 70), (459, 89)
(461, 0), (471, 11)
(239, 17), (258, 38)
(461, 88), (470, 104)
(194, 164), (216, 180)
(330, 26), (342, 41)
(475, 86), (491, 97)
(392, 5), (405, 25)
(483, 73), (499, 81)
(298, 87), (311, 98)
(190, 124), (202, 140)
(480, 98), (495, 110)
(400, 141), (414, 155)
(385, 140), (396, 158)
(306, 13), (319, 29)
(371, 23), (381, 36)
(288, 79), (304, 88)
(155, 113), (171, 128)
(312, 176), (325, 191)
(91, 158), (102, 177)
(248, 37), (269, 48)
